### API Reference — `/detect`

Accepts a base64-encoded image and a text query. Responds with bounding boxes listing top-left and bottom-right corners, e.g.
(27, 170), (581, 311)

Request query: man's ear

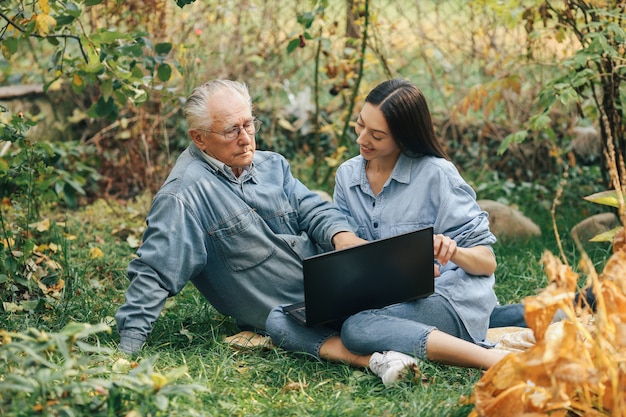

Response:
(189, 130), (204, 150)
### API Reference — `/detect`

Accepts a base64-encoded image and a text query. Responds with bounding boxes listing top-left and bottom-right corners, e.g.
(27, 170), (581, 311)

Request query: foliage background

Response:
(3, 0), (620, 197)
(0, 0), (624, 415)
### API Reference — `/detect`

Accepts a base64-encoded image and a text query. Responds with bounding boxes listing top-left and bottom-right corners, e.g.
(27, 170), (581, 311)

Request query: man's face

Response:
(191, 89), (256, 174)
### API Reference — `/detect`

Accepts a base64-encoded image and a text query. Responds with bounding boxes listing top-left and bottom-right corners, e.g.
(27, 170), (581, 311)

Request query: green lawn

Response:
(0, 165), (613, 416)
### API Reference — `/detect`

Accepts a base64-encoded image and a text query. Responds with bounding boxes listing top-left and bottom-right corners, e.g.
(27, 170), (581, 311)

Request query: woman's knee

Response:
(340, 312), (370, 353)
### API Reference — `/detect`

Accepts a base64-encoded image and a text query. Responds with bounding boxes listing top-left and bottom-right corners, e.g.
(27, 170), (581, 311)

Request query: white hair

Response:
(183, 80), (252, 131)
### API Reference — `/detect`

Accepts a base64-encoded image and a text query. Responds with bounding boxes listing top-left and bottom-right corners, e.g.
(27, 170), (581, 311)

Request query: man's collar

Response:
(190, 142), (253, 181)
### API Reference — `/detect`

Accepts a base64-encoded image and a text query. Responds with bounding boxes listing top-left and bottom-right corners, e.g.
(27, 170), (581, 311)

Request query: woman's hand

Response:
(433, 234), (497, 276)
(433, 233), (457, 266)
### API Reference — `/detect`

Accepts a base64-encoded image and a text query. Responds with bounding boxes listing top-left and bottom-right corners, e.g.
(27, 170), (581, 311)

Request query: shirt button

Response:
(290, 240), (296, 247)
(373, 222), (378, 228)
(372, 202), (375, 207)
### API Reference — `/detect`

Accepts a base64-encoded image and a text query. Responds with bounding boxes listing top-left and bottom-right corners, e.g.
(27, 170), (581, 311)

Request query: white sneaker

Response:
(369, 351), (420, 386)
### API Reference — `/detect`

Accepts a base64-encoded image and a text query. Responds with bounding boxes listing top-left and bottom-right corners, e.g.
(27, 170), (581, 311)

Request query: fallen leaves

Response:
(469, 242), (626, 416)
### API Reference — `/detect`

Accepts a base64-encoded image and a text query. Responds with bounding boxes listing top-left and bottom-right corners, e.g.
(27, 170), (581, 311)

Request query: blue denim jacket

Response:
(334, 153), (497, 343)
(116, 143), (354, 348)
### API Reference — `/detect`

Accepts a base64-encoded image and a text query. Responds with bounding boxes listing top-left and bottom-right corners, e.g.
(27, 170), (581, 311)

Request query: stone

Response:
(570, 212), (619, 243)
(478, 199), (541, 242)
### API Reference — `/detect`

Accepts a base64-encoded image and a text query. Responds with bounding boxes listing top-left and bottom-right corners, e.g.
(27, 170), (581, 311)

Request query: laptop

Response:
(283, 227), (435, 327)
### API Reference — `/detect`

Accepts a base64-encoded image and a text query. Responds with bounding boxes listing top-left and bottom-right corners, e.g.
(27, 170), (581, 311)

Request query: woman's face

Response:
(355, 102), (401, 164)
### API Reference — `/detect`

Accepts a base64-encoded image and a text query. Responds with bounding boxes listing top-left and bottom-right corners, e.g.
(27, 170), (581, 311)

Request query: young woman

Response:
(266, 79), (509, 386)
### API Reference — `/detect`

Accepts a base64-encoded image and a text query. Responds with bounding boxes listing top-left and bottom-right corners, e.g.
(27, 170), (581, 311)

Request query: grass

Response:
(0, 164), (613, 416)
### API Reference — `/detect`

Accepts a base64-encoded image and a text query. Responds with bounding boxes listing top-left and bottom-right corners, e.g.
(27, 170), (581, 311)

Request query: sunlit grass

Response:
(0, 166), (613, 416)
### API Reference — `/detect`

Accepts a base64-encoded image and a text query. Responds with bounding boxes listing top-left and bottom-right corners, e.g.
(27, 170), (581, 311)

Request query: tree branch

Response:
(0, 10), (88, 62)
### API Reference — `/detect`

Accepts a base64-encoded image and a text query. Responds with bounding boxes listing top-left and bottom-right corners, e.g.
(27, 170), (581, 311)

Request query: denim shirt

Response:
(334, 153), (497, 343)
(116, 143), (355, 346)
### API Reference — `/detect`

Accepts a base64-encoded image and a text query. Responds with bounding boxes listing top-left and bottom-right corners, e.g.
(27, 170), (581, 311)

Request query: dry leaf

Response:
(470, 250), (626, 416)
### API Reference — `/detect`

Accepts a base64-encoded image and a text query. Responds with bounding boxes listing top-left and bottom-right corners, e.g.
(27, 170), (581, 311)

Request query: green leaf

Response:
(92, 30), (129, 44)
(157, 63), (172, 82)
(498, 130), (527, 155)
(1, 37), (19, 57)
(175, 0), (196, 7)
(287, 38), (300, 54)
(46, 36), (60, 47)
(60, 321), (111, 339)
(584, 190), (621, 208)
(154, 394), (169, 411)
(131, 65), (144, 79)
(0, 157), (8, 174)
(101, 77), (113, 101)
(20, 300), (40, 312)
(64, 2), (81, 17)
(528, 113), (551, 131)
(570, 68), (595, 88)
(120, 43), (144, 58)
(89, 96), (117, 119)
(298, 12), (315, 29)
(53, 14), (75, 26)
(85, 0), (105, 5)
(155, 42), (172, 55)
(84, 46), (105, 74)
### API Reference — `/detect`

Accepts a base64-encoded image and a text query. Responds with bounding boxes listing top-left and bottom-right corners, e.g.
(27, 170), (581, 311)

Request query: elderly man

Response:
(115, 79), (362, 351)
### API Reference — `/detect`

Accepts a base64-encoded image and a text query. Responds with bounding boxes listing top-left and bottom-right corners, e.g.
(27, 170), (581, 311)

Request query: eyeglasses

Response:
(200, 118), (262, 141)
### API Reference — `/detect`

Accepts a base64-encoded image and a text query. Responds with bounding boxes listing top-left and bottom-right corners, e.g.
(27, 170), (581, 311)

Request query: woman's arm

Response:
(433, 234), (496, 276)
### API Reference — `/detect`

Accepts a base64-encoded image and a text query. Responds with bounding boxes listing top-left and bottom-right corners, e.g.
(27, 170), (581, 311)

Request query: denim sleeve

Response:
(116, 193), (207, 351)
(436, 171), (496, 248)
(281, 159), (354, 251)
(332, 166), (351, 216)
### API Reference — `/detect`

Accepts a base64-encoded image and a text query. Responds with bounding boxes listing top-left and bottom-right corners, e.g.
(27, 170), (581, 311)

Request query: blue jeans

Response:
(266, 294), (470, 361)
(489, 304), (527, 327)
(266, 306), (339, 358)
(341, 294), (470, 360)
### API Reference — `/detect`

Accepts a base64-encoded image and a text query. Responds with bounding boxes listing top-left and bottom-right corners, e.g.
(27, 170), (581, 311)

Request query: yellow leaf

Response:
(589, 226), (620, 243)
(73, 73), (84, 87)
(150, 373), (168, 390)
(89, 247), (104, 259)
(38, 0), (51, 14)
(278, 118), (296, 132)
(2, 237), (15, 248)
(583, 190), (621, 208)
(34, 243), (49, 252)
(126, 235), (140, 248)
(548, 145), (560, 158)
(112, 358), (132, 374)
(45, 259), (62, 270)
(3, 302), (23, 312)
(39, 0), (50, 14)
(29, 218), (50, 232)
(35, 13), (57, 37)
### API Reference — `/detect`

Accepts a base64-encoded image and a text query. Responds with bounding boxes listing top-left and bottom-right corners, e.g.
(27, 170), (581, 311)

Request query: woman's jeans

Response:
(266, 293), (471, 360)
(341, 294), (471, 359)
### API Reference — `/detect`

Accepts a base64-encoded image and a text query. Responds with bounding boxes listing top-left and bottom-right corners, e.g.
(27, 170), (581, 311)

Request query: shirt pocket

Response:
(209, 208), (276, 272)
(268, 206), (299, 235)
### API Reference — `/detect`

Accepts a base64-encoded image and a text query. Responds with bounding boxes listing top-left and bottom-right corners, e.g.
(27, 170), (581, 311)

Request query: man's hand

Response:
(332, 231), (368, 250)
